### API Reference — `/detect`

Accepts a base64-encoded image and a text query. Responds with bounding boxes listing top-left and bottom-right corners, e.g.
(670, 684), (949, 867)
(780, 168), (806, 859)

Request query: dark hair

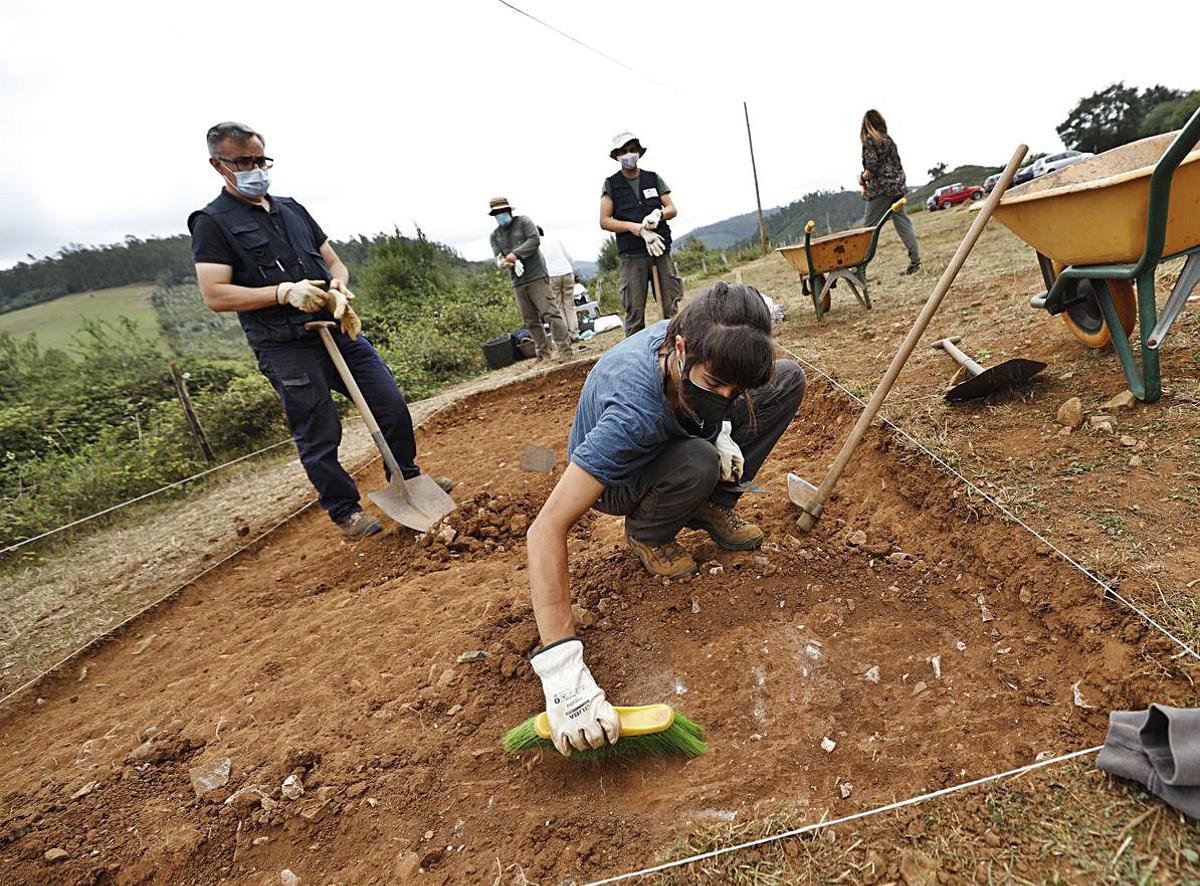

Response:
(661, 281), (775, 415)
(537, 226), (544, 236)
(206, 122), (264, 156)
(860, 109), (888, 144)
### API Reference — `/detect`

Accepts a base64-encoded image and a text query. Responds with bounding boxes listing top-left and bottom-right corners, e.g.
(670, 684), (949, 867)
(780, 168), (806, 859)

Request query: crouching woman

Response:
(524, 281), (806, 755)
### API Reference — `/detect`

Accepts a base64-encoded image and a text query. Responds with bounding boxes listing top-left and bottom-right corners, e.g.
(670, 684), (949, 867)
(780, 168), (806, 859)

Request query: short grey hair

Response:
(206, 122), (264, 156)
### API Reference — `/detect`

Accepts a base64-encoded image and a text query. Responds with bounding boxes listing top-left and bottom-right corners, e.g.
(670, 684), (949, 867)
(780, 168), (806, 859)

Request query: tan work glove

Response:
(324, 287), (362, 339)
(641, 228), (666, 257)
(276, 280), (329, 312)
(340, 304), (362, 339)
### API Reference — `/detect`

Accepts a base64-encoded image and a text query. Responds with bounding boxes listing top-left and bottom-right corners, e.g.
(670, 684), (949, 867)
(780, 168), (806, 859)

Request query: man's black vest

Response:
(607, 169), (672, 257)
(188, 192), (334, 349)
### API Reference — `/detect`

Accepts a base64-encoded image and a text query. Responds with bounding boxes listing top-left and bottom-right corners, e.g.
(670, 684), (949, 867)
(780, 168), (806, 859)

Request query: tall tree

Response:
(1057, 83), (1188, 153)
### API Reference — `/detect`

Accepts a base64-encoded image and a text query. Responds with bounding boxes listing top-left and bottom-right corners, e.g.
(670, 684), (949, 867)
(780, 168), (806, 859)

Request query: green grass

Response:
(0, 283), (160, 351)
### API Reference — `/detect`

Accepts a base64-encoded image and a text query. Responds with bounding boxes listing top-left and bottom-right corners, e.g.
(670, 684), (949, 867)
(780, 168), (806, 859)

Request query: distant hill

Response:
(677, 207), (780, 250)
(572, 260), (598, 279)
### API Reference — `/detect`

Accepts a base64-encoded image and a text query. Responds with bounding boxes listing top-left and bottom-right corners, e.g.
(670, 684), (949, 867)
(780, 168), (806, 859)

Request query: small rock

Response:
(984, 829), (1003, 848)
(1129, 455), (1143, 468)
(572, 604), (597, 629)
(865, 540), (892, 557)
(1103, 390), (1137, 411)
(864, 665), (880, 684)
(691, 598), (701, 614)
(280, 870), (301, 886)
(445, 704), (462, 717)
(437, 523), (457, 546)
(70, 781), (97, 800)
(508, 514), (529, 535)
(130, 633), (157, 656)
(821, 737), (836, 753)
(436, 667), (457, 688)
(1018, 587), (1032, 604)
(839, 783), (853, 799)
(930, 655), (942, 680)
(281, 774), (304, 800)
(1119, 435), (1138, 448)
(708, 564), (724, 576)
(456, 651), (488, 663)
(224, 785), (264, 813)
(345, 781), (369, 798)
(886, 552), (912, 566)
(252, 836), (271, 846)
(1056, 397), (1084, 429)
(189, 757), (232, 799)
(44, 847), (69, 863)
(846, 529), (867, 547)
(911, 680), (928, 696)
(956, 640), (967, 652)
(1088, 413), (1115, 431)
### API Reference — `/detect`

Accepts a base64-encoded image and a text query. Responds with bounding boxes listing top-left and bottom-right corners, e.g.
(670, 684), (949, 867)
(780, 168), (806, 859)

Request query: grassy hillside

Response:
(0, 283), (159, 351)
(678, 207), (779, 250)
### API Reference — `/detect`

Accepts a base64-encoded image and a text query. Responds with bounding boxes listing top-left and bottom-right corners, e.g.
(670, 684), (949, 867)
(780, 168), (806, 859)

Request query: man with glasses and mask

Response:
(188, 122), (448, 542)
(600, 131), (683, 337)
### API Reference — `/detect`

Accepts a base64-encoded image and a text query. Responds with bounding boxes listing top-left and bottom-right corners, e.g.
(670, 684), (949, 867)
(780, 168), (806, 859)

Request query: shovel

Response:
(306, 321), (455, 533)
(932, 337), (1046, 402)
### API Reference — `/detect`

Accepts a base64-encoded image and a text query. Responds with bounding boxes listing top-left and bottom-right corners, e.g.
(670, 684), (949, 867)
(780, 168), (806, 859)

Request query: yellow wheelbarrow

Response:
(991, 106), (1200, 402)
(776, 198), (906, 320)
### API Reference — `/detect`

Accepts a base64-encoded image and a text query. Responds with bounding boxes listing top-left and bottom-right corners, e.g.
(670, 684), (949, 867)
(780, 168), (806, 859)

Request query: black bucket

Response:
(482, 334), (515, 370)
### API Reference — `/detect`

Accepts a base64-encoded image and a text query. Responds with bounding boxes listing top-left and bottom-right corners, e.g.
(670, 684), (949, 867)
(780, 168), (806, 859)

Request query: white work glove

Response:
(495, 254), (508, 269)
(514, 258), (525, 277)
(641, 208), (663, 230)
(530, 638), (620, 757)
(275, 280), (329, 313)
(641, 228), (666, 257)
(715, 420), (744, 482)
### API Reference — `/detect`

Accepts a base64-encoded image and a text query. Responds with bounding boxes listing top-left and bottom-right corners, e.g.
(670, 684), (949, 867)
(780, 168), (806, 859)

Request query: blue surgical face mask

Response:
(233, 167), (270, 198)
(618, 151), (639, 170)
(495, 212), (513, 227)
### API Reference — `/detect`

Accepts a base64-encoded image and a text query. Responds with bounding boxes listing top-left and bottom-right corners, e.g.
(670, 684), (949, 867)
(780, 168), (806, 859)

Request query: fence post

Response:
(169, 362), (215, 463)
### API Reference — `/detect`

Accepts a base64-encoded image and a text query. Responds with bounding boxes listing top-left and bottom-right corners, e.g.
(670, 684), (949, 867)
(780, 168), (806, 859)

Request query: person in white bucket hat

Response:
(599, 131), (683, 337)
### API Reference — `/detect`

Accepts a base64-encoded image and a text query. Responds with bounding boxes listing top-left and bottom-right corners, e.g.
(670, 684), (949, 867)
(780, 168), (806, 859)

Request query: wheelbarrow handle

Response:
(804, 220), (815, 235)
(890, 197), (907, 215)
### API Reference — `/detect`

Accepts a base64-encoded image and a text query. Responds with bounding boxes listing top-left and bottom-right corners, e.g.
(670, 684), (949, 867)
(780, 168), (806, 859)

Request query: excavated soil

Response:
(0, 363), (1193, 885)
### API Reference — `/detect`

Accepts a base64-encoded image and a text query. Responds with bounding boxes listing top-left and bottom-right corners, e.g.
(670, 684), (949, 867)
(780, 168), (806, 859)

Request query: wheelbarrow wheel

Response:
(1061, 278), (1136, 349)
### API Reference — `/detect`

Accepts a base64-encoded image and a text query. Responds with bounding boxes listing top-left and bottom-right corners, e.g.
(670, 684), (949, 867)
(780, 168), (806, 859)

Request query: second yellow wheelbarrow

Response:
(991, 105), (1200, 402)
(776, 198), (906, 320)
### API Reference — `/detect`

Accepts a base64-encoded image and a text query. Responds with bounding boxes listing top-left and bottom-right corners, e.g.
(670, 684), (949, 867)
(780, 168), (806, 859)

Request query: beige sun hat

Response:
(609, 131), (646, 159)
(488, 196), (514, 215)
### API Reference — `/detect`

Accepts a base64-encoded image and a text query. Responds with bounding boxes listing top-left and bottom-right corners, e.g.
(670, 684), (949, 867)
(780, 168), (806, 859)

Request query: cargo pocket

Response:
(275, 373), (320, 424)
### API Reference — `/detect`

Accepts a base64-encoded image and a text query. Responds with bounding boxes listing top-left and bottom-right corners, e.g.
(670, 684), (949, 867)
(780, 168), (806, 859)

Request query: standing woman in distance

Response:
(859, 109), (921, 275)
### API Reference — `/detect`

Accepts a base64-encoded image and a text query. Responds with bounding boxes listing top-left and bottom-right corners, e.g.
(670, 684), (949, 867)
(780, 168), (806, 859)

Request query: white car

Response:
(1031, 150), (1094, 178)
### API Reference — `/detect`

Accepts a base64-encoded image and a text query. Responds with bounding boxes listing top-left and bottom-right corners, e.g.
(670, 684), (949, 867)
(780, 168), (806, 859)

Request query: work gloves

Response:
(715, 420), (744, 482)
(276, 279), (330, 313)
(641, 229), (666, 257)
(530, 638), (620, 757)
(495, 255), (508, 269)
(496, 254), (526, 277)
(514, 259), (525, 277)
(326, 283), (361, 339)
(641, 208), (663, 231)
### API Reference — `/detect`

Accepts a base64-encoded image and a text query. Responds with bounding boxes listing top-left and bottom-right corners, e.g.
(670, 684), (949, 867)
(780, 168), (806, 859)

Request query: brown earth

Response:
(1, 357), (1195, 885)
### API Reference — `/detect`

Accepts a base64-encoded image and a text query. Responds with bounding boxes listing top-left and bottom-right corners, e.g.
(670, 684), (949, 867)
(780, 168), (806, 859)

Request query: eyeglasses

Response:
(218, 155), (274, 172)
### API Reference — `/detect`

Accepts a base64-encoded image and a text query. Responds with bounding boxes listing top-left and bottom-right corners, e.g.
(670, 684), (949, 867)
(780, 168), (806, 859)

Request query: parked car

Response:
(925, 192), (939, 211)
(1031, 149), (1094, 178)
(984, 172), (1002, 193)
(1011, 164), (1038, 187)
(930, 182), (984, 210)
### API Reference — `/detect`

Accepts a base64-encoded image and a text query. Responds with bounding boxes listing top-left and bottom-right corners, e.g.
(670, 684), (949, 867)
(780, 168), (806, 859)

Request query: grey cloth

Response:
(618, 252), (684, 337)
(1140, 704), (1200, 786)
(864, 194), (920, 266)
(513, 276), (570, 358)
(489, 214), (548, 285)
(1096, 708), (1200, 819)
(595, 360), (806, 542)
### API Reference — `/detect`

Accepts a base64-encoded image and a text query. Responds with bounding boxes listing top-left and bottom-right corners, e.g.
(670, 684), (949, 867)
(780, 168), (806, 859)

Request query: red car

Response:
(931, 182), (985, 210)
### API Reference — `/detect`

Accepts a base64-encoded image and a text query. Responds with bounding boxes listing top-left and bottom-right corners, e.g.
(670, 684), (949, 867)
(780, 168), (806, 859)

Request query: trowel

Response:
(306, 321), (455, 533)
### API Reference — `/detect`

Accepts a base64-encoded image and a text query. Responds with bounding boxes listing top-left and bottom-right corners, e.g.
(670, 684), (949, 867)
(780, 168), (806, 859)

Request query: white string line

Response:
(0, 354), (599, 709)
(585, 745), (1104, 885)
(0, 361), (570, 556)
(774, 341), (1200, 664)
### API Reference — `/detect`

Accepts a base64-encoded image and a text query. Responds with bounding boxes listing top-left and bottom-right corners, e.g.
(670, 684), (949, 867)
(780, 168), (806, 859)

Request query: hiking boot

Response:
(686, 502), (764, 551)
(338, 509), (382, 541)
(556, 345), (573, 364)
(626, 534), (698, 579)
(904, 261), (921, 276)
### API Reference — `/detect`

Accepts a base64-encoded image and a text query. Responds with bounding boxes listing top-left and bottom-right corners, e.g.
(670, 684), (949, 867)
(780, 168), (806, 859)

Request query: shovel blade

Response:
(368, 475), (456, 533)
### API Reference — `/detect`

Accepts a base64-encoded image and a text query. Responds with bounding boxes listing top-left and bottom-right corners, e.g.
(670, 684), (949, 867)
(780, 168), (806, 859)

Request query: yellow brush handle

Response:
(890, 197), (907, 213)
(534, 704), (675, 740)
(804, 220), (816, 234)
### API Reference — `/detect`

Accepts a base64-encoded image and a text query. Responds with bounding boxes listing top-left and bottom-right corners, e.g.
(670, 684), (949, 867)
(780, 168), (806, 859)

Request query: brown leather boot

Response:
(625, 534), (698, 579)
(686, 502), (764, 550)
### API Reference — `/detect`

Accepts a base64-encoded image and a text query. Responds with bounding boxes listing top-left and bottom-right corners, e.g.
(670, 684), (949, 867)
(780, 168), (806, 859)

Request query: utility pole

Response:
(744, 101), (768, 256)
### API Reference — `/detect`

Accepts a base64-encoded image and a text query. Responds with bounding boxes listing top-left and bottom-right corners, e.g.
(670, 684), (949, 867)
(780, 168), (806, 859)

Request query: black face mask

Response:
(679, 375), (733, 436)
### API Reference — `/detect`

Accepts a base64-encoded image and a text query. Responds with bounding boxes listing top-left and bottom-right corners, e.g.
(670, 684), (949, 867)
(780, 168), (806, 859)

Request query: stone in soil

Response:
(1056, 397), (1084, 429)
(44, 847), (69, 863)
(188, 756), (231, 799)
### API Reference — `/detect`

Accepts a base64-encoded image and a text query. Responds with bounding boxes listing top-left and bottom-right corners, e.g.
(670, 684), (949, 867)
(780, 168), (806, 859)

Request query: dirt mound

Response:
(0, 368), (1194, 884)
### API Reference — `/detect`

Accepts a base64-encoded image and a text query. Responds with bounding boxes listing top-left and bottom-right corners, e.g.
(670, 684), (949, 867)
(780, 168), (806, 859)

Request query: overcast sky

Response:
(1, 1), (1194, 270)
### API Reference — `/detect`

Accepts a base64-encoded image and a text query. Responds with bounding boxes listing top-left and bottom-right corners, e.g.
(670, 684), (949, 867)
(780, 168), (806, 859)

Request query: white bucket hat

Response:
(609, 131), (646, 159)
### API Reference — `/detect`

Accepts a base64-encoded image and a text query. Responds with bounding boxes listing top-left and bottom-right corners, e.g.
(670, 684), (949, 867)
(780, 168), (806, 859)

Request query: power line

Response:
(494, 0), (669, 88)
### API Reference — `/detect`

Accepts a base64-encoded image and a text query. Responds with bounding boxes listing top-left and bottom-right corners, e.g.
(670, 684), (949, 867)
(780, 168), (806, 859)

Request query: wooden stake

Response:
(169, 362), (215, 463)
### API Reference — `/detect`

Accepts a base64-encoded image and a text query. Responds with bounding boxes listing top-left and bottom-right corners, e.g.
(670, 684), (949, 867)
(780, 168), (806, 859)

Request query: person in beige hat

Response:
(488, 196), (571, 362)
(599, 131), (683, 336)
